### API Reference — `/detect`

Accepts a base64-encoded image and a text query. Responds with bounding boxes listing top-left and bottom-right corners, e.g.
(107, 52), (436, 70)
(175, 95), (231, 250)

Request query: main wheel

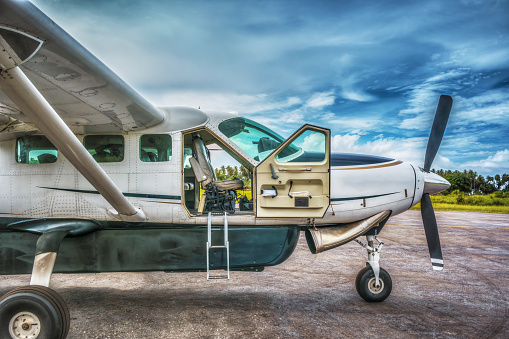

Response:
(0, 285), (70, 339)
(355, 266), (392, 302)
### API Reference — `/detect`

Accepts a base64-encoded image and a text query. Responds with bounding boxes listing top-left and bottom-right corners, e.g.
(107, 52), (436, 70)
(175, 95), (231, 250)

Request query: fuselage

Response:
(0, 107), (434, 227)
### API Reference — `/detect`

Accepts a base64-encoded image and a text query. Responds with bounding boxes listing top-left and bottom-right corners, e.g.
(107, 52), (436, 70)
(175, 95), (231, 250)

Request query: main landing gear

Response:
(354, 235), (392, 302)
(0, 229), (72, 338)
(0, 285), (70, 339)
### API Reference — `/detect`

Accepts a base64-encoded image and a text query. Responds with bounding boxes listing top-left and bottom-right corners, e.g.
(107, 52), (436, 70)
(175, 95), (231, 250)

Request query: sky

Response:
(32, 0), (509, 176)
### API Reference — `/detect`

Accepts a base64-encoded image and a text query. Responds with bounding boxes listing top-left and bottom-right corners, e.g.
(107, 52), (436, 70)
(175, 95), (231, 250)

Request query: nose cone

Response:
(423, 172), (450, 195)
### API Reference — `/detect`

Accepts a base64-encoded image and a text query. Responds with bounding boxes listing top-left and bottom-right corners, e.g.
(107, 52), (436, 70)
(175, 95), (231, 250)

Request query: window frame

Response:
(15, 135), (58, 164)
(83, 134), (125, 163)
(139, 134), (173, 163)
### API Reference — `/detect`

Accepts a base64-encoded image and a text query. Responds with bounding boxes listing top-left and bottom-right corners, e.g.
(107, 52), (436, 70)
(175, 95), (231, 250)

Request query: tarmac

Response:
(1, 210), (508, 339)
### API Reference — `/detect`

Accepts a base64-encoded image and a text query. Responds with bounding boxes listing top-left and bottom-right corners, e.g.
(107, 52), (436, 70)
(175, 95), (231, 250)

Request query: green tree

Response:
(495, 174), (502, 189)
(214, 165), (252, 188)
(502, 174), (509, 191)
(479, 175), (497, 194)
(443, 171), (470, 194)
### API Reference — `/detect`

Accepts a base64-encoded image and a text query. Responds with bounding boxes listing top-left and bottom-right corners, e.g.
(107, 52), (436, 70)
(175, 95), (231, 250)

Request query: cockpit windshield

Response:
(218, 117), (299, 161)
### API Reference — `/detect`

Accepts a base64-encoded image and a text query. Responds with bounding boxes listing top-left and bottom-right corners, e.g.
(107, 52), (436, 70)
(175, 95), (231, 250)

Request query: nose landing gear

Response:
(355, 266), (392, 302)
(354, 235), (392, 302)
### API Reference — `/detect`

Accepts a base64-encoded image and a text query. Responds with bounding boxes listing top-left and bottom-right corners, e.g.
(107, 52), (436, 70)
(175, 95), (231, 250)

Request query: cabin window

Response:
(140, 134), (172, 162)
(84, 135), (124, 162)
(276, 130), (326, 163)
(16, 136), (58, 164)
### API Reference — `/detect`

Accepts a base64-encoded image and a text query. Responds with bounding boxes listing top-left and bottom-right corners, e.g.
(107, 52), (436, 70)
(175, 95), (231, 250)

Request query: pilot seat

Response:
(189, 136), (243, 213)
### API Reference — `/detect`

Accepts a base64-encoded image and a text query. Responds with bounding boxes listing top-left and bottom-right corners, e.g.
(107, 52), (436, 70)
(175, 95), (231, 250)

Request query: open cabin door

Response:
(255, 125), (330, 218)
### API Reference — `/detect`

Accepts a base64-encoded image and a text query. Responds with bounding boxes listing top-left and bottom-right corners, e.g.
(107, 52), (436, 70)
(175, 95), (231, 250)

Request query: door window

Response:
(276, 130), (326, 163)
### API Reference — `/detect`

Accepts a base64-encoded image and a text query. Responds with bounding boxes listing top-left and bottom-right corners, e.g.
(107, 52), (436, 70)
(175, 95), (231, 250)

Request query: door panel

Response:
(255, 125), (330, 218)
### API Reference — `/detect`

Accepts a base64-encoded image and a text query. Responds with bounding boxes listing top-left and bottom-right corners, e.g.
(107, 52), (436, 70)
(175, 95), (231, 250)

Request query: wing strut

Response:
(0, 66), (145, 221)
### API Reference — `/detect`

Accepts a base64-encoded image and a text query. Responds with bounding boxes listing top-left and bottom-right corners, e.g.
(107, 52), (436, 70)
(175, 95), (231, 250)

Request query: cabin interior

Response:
(182, 129), (254, 216)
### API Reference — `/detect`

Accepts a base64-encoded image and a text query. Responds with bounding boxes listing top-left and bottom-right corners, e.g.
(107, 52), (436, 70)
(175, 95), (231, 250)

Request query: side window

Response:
(84, 135), (124, 163)
(183, 147), (193, 168)
(276, 130), (326, 163)
(140, 134), (172, 162)
(16, 136), (58, 164)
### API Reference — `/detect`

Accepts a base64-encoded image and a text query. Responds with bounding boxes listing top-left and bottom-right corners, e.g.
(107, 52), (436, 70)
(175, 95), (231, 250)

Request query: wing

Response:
(0, 0), (165, 137)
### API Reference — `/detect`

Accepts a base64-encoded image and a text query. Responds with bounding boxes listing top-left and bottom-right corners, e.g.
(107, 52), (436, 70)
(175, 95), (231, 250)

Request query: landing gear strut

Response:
(354, 235), (392, 302)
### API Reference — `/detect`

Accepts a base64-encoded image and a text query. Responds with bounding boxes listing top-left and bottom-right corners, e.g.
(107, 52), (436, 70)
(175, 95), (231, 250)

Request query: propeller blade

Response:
(423, 95), (453, 172)
(420, 193), (443, 270)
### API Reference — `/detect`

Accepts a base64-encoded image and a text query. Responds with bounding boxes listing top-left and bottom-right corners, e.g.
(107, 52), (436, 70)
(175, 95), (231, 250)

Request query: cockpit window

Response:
(218, 117), (298, 161)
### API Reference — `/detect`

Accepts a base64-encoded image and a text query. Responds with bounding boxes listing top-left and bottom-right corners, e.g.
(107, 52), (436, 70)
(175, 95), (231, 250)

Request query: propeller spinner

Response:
(420, 95), (453, 271)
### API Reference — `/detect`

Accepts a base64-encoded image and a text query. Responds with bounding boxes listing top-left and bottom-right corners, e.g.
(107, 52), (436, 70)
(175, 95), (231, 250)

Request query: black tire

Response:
(355, 266), (392, 302)
(0, 285), (70, 339)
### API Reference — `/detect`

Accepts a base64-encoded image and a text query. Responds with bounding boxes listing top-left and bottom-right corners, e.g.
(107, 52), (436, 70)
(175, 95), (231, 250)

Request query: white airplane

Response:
(0, 1), (452, 338)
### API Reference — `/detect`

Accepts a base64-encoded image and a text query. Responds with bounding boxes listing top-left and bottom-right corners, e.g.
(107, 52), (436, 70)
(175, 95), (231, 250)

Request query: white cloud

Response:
(152, 90), (301, 114)
(398, 69), (468, 131)
(327, 118), (383, 134)
(339, 75), (377, 102)
(304, 92), (336, 108)
(462, 149), (509, 171)
(331, 133), (458, 169)
(299, 132), (326, 152)
(452, 89), (509, 127)
(332, 134), (424, 163)
(451, 46), (509, 71)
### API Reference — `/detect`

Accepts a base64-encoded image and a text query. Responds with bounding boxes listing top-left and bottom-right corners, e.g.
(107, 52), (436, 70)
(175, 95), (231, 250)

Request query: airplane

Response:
(0, 1), (453, 338)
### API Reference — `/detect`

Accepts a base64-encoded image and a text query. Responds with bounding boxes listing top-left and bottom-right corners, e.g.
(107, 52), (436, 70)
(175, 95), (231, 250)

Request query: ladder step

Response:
(207, 275), (229, 280)
(206, 211), (230, 280)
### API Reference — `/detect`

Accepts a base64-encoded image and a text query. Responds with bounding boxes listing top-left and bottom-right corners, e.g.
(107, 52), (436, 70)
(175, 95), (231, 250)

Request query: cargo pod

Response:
(255, 124), (330, 218)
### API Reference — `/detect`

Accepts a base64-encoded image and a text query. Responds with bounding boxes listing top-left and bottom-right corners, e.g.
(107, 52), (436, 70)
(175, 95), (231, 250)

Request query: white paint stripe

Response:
(432, 265), (444, 271)
(431, 258), (444, 264)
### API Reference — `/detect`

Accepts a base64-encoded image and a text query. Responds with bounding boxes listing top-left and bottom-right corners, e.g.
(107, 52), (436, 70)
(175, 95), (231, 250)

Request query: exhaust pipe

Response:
(305, 210), (391, 254)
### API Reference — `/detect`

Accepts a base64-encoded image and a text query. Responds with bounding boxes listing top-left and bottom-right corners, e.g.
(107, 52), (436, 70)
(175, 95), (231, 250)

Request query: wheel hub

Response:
(9, 311), (41, 339)
(367, 277), (384, 294)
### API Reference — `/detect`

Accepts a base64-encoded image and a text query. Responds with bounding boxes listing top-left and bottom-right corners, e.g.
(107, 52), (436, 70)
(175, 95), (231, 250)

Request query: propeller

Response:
(423, 95), (453, 172)
(420, 95), (453, 271)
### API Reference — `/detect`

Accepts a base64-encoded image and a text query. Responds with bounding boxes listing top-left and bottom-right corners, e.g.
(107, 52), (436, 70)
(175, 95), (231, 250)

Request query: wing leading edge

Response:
(0, 0), (165, 135)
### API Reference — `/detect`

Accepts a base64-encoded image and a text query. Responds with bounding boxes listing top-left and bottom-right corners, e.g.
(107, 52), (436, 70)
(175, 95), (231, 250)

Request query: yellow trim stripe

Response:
(144, 201), (182, 205)
(331, 161), (403, 171)
(388, 223), (508, 230)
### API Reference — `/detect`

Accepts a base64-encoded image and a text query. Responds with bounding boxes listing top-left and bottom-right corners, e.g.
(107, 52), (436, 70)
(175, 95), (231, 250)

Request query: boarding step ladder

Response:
(206, 211), (230, 280)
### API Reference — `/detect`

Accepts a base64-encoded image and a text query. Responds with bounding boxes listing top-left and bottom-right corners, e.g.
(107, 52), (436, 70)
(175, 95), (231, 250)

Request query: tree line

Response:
(215, 165), (252, 188)
(431, 169), (509, 195)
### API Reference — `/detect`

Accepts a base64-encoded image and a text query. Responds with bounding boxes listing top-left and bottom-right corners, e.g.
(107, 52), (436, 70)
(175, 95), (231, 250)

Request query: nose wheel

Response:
(354, 235), (392, 302)
(355, 266), (392, 302)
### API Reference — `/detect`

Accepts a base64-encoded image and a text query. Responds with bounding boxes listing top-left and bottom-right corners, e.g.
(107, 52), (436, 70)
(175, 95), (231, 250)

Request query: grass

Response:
(410, 191), (509, 214)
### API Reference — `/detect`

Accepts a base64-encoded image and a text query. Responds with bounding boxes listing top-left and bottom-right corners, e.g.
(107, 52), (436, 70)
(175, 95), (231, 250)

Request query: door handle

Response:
(270, 163), (279, 179)
(278, 167), (312, 172)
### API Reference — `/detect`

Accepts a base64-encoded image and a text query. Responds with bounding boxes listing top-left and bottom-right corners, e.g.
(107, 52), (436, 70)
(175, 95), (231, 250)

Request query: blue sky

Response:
(33, 0), (509, 175)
